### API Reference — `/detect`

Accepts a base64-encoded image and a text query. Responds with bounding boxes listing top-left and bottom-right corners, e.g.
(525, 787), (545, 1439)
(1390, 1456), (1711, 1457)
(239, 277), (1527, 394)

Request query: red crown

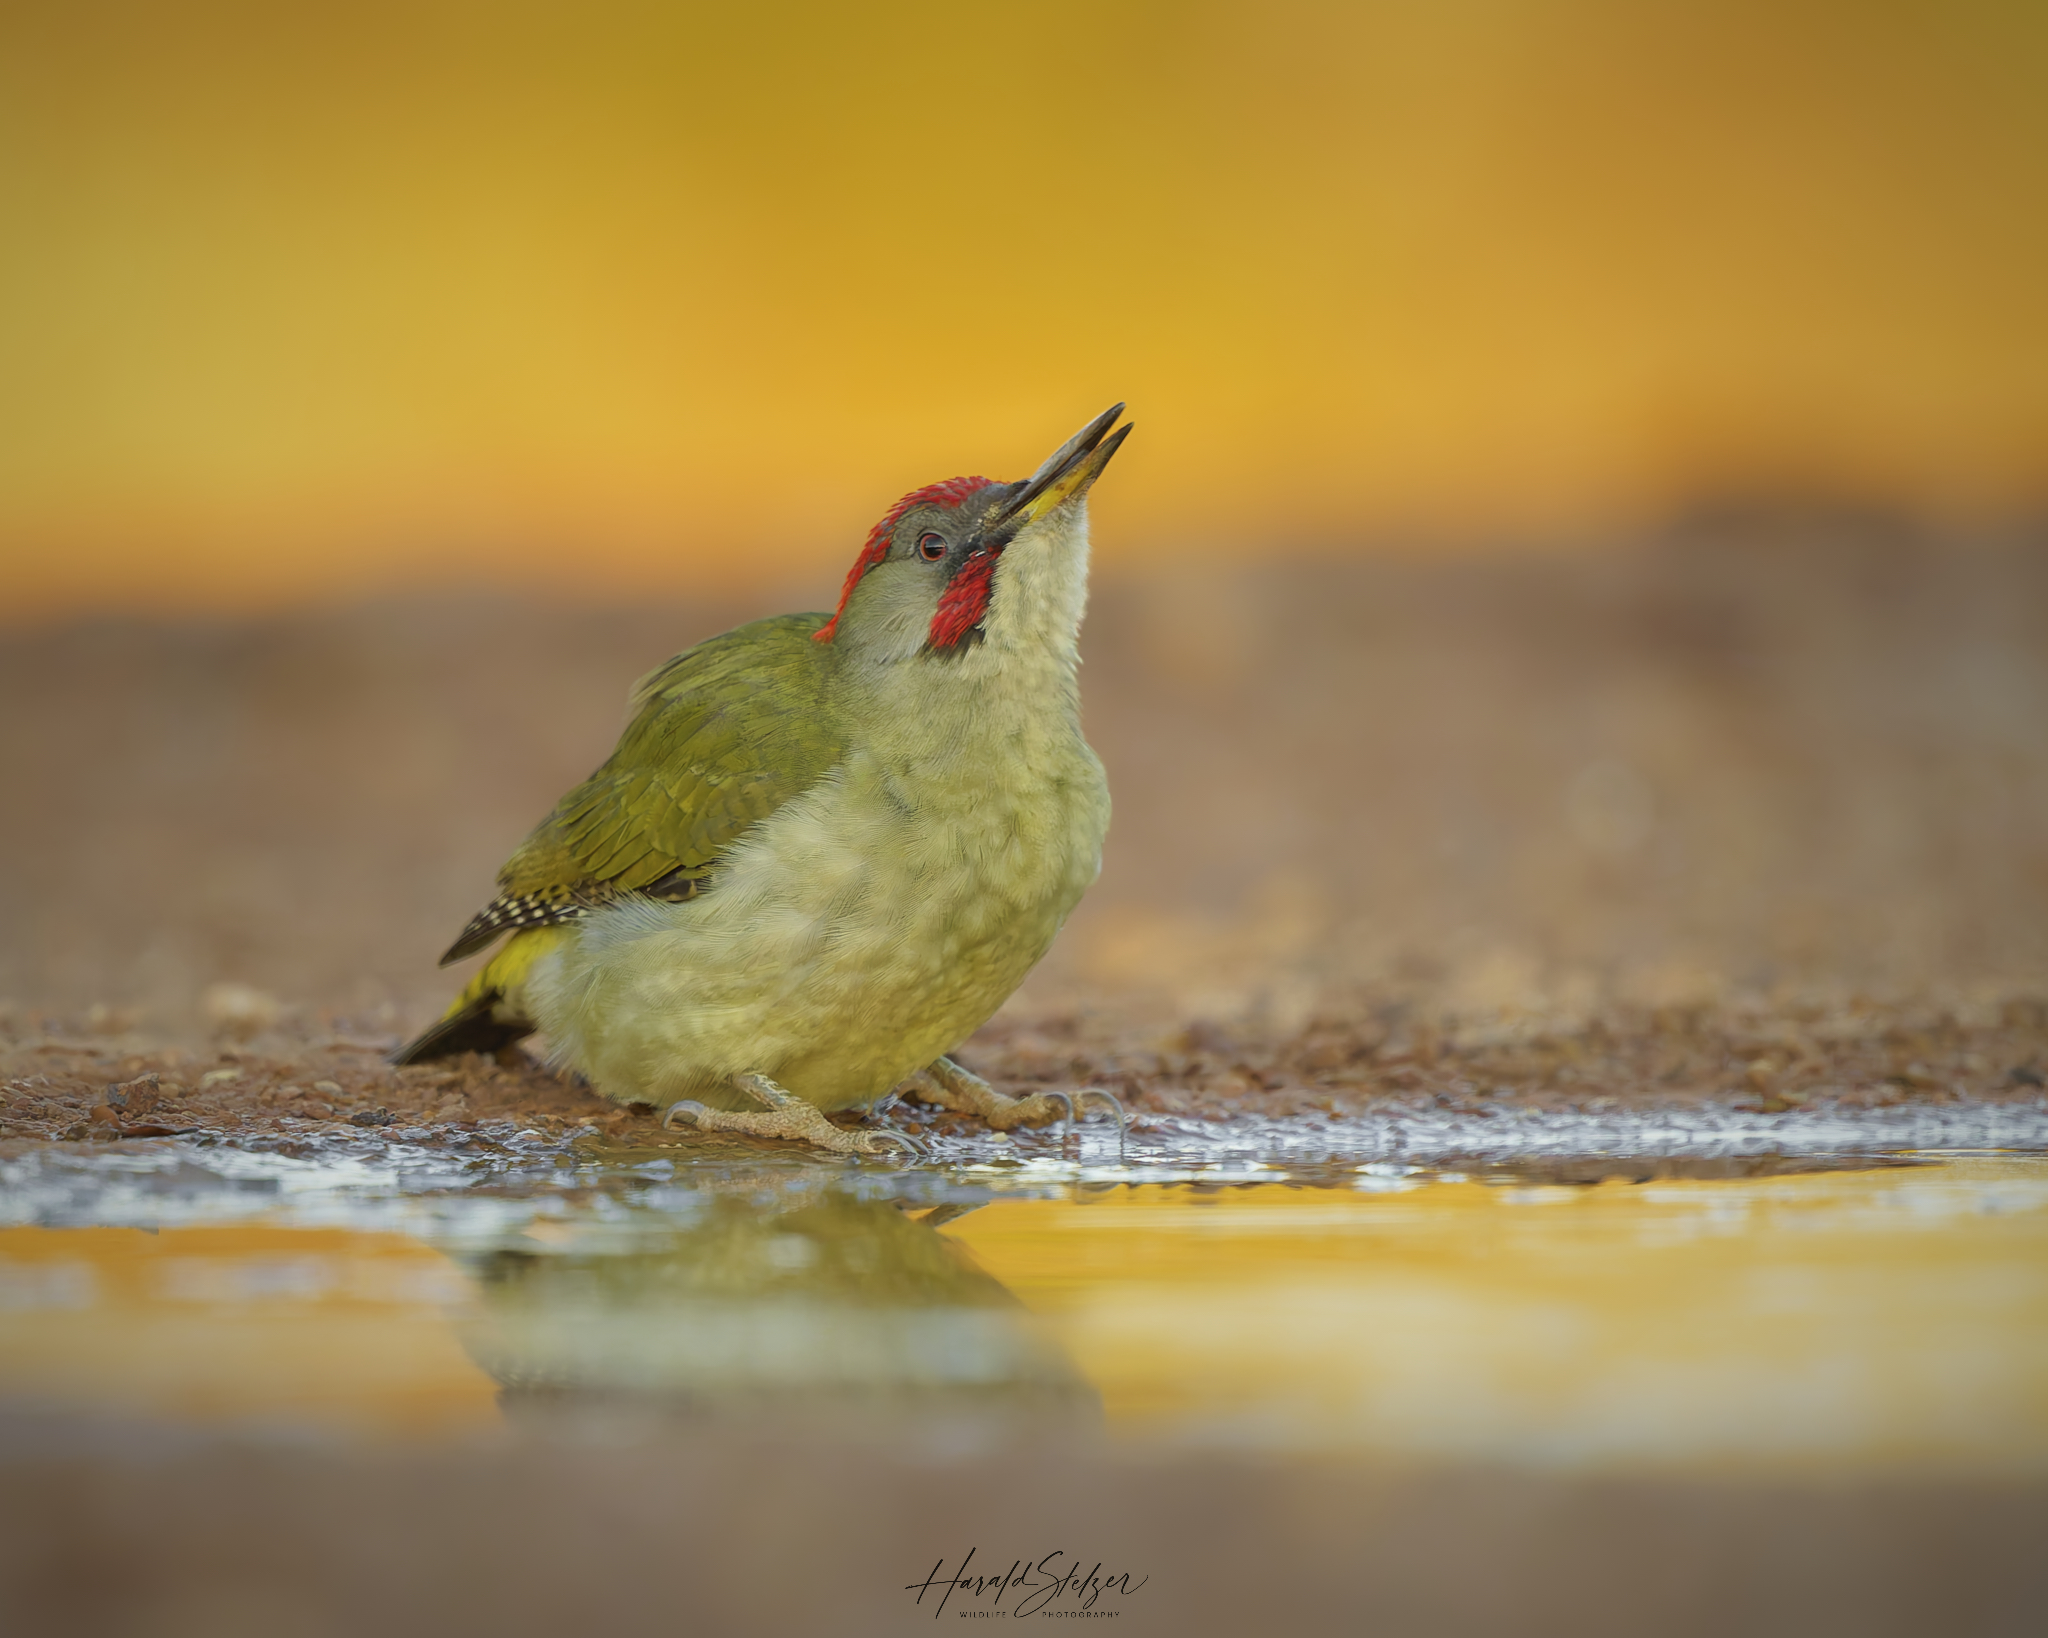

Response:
(814, 475), (994, 643)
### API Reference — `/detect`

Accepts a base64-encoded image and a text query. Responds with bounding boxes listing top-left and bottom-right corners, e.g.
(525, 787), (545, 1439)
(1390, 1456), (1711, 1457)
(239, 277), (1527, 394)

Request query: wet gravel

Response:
(4, 991), (2044, 1165)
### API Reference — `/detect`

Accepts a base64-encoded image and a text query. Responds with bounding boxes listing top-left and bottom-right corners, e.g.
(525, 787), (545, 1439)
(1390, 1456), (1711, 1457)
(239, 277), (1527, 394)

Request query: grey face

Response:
(837, 483), (1021, 659)
(876, 482), (1025, 587)
(831, 405), (1129, 657)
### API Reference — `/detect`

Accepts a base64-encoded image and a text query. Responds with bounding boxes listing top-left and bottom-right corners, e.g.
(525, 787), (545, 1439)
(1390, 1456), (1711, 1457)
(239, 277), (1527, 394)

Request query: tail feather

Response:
(389, 996), (530, 1065)
(390, 927), (561, 1066)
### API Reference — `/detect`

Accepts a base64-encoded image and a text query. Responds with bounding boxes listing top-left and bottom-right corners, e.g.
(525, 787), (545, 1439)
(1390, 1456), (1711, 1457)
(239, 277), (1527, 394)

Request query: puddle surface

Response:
(2, 1129), (2044, 1475)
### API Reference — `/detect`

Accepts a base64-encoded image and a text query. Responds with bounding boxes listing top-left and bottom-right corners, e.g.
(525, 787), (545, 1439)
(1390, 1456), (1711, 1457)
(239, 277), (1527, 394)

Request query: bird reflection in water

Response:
(457, 1185), (1095, 1432)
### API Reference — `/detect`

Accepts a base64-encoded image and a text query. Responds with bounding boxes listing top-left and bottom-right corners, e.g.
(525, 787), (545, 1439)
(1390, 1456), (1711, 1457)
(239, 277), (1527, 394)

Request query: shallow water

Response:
(3, 1117), (2044, 1476)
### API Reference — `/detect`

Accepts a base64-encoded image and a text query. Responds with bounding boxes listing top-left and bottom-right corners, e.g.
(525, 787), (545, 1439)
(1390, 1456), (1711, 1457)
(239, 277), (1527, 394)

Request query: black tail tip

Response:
(389, 996), (532, 1066)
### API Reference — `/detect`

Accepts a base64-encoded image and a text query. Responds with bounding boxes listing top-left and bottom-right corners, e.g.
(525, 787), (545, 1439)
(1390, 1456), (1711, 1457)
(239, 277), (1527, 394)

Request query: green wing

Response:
(438, 612), (843, 965)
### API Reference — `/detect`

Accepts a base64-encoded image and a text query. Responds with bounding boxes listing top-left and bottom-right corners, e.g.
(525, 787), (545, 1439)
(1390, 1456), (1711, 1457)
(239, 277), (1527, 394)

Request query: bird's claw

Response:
(661, 1090), (924, 1161)
(1058, 1086), (1127, 1151)
(905, 1058), (1125, 1150)
(1017, 1086), (1127, 1148)
(1075, 1086), (1126, 1130)
(862, 1092), (927, 1157)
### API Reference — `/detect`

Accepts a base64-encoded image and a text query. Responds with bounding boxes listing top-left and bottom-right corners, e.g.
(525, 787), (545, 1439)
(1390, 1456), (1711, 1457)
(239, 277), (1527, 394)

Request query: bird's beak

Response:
(987, 403), (1132, 534)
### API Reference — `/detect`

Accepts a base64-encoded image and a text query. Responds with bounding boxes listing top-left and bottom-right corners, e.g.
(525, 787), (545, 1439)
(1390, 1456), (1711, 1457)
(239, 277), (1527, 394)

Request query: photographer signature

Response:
(907, 1548), (1147, 1617)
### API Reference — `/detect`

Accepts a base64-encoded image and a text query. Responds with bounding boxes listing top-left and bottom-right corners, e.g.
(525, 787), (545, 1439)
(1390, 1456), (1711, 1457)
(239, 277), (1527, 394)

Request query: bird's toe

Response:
(859, 1128), (926, 1158)
(1075, 1086), (1127, 1134)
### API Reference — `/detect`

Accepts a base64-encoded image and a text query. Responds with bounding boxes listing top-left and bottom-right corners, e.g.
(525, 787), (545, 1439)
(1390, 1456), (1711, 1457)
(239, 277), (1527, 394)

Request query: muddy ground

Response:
(3, 993), (2046, 1149)
(4, 517), (2047, 1146)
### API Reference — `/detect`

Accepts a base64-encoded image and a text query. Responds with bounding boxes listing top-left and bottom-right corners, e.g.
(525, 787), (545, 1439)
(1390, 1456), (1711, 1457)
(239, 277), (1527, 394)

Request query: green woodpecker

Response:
(392, 406), (1131, 1154)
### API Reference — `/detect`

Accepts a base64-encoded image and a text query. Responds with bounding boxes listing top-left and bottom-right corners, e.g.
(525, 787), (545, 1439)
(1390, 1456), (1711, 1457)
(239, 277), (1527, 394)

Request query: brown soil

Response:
(5, 519), (2047, 1145)
(3, 991), (2045, 1148)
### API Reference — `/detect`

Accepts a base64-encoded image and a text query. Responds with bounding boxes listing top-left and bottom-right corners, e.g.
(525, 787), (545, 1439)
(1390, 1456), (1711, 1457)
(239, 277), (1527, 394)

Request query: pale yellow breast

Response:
(526, 733), (1108, 1111)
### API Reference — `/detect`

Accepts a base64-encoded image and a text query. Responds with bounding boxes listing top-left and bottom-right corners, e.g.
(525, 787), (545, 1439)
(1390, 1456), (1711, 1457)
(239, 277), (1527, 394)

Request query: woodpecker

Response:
(392, 406), (1131, 1154)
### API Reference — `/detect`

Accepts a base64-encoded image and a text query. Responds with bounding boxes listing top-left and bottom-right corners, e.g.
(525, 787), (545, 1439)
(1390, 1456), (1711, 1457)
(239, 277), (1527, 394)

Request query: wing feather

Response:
(437, 612), (842, 965)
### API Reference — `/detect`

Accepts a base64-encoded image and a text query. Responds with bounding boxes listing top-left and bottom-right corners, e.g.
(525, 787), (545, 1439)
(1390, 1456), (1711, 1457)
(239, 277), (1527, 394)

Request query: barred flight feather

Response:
(437, 876), (707, 966)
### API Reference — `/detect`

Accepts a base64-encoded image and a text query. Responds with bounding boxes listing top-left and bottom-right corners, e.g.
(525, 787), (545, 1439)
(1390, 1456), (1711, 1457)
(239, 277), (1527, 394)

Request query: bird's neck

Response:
(840, 511), (1093, 776)
(980, 506), (1093, 665)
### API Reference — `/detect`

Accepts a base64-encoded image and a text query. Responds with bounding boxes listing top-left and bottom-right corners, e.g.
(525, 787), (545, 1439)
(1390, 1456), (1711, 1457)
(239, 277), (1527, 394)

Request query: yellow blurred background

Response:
(4, 0), (2045, 618)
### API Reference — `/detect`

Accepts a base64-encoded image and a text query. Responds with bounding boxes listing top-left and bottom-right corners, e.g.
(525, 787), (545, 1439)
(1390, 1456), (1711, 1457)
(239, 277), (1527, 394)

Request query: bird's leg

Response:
(902, 1056), (1125, 1138)
(862, 1086), (929, 1146)
(866, 1088), (903, 1122)
(663, 1072), (922, 1157)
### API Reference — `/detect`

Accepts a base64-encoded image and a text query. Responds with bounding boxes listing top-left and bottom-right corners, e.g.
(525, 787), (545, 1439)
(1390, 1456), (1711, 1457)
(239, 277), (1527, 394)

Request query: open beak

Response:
(986, 403), (1132, 534)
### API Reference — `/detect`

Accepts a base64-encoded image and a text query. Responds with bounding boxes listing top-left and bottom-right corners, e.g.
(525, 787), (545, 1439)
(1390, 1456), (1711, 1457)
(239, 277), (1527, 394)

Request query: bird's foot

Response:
(662, 1072), (923, 1158)
(904, 1056), (1125, 1141)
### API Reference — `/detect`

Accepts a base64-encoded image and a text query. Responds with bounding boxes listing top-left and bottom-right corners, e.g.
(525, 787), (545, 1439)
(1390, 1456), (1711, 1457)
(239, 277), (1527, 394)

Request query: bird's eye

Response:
(916, 532), (946, 562)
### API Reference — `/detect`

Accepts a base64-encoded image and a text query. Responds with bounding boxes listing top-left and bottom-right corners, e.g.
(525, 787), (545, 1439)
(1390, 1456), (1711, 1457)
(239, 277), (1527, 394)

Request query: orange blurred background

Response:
(4, 0), (2045, 619)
